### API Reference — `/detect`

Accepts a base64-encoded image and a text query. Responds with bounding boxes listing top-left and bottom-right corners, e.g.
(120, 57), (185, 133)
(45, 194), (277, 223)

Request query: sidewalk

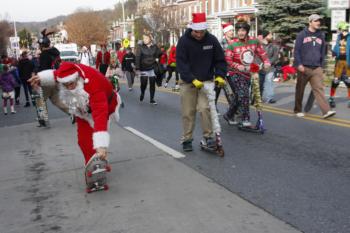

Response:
(0, 119), (301, 233)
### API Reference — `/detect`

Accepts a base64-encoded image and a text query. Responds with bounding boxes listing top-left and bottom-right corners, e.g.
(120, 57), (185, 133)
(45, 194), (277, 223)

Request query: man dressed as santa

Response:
(29, 62), (121, 165)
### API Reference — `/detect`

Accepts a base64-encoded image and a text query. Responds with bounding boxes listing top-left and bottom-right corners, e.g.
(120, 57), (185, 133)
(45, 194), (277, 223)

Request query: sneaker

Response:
(268, 99), (276, 104)
(175, 84), (179, 90)
(11, 111), (16, 114)
(164, 82), (168, 88)
(296, 112), (305, 118)
(182, 140), (193, 152)
(150, 100), (157, 105)
(140, 94), (144, 102)
(323, 110), (336, 119)
(242, 121), (252, 127)
(15, 100), (20, 105)
(328, 97), (336, 108)
(24, 102), (30, 107)
(223, 113), (238, 125)
(129, 88), (133, 91)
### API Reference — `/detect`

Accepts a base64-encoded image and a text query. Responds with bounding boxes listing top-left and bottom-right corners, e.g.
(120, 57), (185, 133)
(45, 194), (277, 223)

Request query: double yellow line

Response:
(121, 80), (350, 128)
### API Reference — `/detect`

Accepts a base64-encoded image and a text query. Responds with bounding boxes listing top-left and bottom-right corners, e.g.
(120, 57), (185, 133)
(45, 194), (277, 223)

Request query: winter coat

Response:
(0, 72), (16, 92)
(176, 28), (227, 83)
(135, 43), (161, 71)
(39, 47), (61, 71)
(122, 52), (136, 72)
(96, 50), (111, 68)
(18, 57), (34, 81)
(293, 27), (326, 68)
(332, 33), (350, 66)
(167, 46), (176, 65)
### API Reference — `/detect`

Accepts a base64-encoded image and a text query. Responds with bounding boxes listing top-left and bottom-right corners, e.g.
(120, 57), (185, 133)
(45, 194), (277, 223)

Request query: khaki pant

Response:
(294, 67), (330, 114)
(180, 82), (213, 142)
(42, 86), (69, 114)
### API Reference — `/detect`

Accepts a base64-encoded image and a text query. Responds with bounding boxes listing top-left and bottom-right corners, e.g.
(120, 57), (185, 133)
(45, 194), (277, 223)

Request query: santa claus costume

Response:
(37, 62), (121, 165)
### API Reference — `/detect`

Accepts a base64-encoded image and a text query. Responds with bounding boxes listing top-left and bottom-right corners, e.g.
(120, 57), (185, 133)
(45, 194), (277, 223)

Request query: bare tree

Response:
(64, 11), (108, 46)
(0, 20), (13, 55)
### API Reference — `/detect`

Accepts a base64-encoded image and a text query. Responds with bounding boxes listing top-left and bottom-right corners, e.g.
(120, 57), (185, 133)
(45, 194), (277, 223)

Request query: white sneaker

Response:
(242, 121), (252, 127)
(296, 112), (305, 118)
(164, 83), (168, 88)
(323, 110), (336, 119)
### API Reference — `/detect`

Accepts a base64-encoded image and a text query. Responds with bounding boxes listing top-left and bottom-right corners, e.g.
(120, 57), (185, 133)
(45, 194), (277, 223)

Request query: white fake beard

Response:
(59, 79), (90, 116)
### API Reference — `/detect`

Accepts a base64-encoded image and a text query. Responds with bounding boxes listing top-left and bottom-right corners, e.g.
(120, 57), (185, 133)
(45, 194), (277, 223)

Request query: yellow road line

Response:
(120, 80), (350, 128)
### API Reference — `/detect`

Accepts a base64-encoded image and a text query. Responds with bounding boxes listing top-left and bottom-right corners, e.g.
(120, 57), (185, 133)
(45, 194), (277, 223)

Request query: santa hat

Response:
(222, 23), (234, 34)
(54, 62), (89, 84)
(190, 13), (208, 30)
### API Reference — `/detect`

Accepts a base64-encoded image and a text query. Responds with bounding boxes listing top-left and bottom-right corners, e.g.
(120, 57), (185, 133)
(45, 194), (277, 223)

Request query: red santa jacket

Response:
(167, 46), (176, 65)
(96, 50), (111, 68)
(38, 63), (120, 149)
(225, 36), (270, 77)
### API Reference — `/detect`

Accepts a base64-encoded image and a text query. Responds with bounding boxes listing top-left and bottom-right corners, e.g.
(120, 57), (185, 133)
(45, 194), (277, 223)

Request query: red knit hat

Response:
(54, 62), (88, 83)
(222, 23), (234, 34)
(190, 13), (208, 30)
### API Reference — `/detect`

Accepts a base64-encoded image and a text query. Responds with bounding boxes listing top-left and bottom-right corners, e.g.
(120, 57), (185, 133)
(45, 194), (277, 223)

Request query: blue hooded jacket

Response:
(332, 33), (350, 66)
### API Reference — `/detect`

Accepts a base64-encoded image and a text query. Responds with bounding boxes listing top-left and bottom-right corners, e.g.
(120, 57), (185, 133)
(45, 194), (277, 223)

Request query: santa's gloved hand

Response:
(96, 147), (108, 160)
(215, 76), (226, 87)
(192, 79), (204, 89)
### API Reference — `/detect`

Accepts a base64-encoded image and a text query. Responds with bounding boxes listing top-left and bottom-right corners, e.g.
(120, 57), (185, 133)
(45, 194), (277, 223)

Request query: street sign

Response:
(328, 0), (350, 9)
(331, 9), (347, 30)
(123, 38), (130, 48)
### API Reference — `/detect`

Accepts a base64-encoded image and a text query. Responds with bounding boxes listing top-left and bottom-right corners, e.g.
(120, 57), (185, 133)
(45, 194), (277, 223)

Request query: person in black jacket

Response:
(135, 34), (161, 105)
(18, 51), (34, 107)
(177, 13), (227, 152)
(122, 47), (136, 91)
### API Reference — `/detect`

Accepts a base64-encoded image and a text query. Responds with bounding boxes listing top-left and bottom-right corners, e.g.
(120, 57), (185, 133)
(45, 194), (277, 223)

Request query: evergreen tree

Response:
(257, 0), (326, 43)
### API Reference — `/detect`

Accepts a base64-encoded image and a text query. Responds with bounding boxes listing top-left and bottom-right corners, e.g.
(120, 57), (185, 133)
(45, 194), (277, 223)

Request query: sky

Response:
(1, 0), (119, 22)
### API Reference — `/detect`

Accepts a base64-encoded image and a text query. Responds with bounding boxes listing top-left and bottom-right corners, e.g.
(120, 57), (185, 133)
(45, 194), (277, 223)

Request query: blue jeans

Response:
(263, 69), (275, 101)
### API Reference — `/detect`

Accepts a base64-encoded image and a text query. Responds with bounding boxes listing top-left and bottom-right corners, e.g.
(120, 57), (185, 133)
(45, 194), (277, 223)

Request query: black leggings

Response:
(140, 76), (156, 101)
(166, 66), (179, 83)
(14, 87), (21, 101)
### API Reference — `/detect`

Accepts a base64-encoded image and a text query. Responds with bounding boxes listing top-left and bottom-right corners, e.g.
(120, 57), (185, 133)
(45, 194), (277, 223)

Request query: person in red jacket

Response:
(159, 46), (168, 81)
(164, 45), (179, 90)
(29, 62), (121, 165)
(95, 44), (111, 75)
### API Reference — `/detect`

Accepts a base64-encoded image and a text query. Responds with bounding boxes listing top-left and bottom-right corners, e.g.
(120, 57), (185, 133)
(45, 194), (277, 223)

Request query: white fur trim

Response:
(190, 22), (208, 30)
(57, 72), (79, 83)
(93, 131), (110, 149)
(223, 25), (234, 34)
(38, 70), (56, 86)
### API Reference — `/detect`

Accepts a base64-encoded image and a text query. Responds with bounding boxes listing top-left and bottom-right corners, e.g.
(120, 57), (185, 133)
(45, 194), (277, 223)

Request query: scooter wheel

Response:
(104, 184), (109, 191)
(86, 188), (92, 193)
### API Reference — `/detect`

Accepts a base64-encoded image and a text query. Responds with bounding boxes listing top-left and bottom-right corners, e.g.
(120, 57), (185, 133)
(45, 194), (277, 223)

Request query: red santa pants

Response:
(76, 117), (96, 165)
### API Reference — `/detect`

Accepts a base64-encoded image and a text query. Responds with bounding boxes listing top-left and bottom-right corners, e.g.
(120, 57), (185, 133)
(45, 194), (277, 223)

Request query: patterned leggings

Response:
(225, 74), (250, 122)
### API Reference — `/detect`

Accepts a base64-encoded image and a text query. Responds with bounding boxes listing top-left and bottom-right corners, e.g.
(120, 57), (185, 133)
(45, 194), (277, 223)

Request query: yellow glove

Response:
(215, 76), (226, 87)
(192, 79), (204, 89)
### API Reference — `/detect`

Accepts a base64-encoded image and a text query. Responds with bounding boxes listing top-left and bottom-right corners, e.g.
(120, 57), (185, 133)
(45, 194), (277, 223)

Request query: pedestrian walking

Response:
(18, 51), (35, 107)
(293, 14), (336, 119)
(135, 33), (161, 105)
(0, 65), (17, 114)
(164, 45), (179, 90)
(122, 47), (136, 91)
(79, 46), (93, 66)
(177, 13), (227, 152)
(329, 21), (350, 108)
(260, 30), (279, 103)
(96, 44), (111, 75)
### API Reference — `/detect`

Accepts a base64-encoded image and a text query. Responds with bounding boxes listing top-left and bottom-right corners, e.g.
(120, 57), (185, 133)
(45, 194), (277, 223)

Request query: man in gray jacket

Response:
(260, 30), (279, 103)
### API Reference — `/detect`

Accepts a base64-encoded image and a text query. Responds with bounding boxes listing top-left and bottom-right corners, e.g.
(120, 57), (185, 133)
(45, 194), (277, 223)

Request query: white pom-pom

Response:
(84, 78), (89, 83)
